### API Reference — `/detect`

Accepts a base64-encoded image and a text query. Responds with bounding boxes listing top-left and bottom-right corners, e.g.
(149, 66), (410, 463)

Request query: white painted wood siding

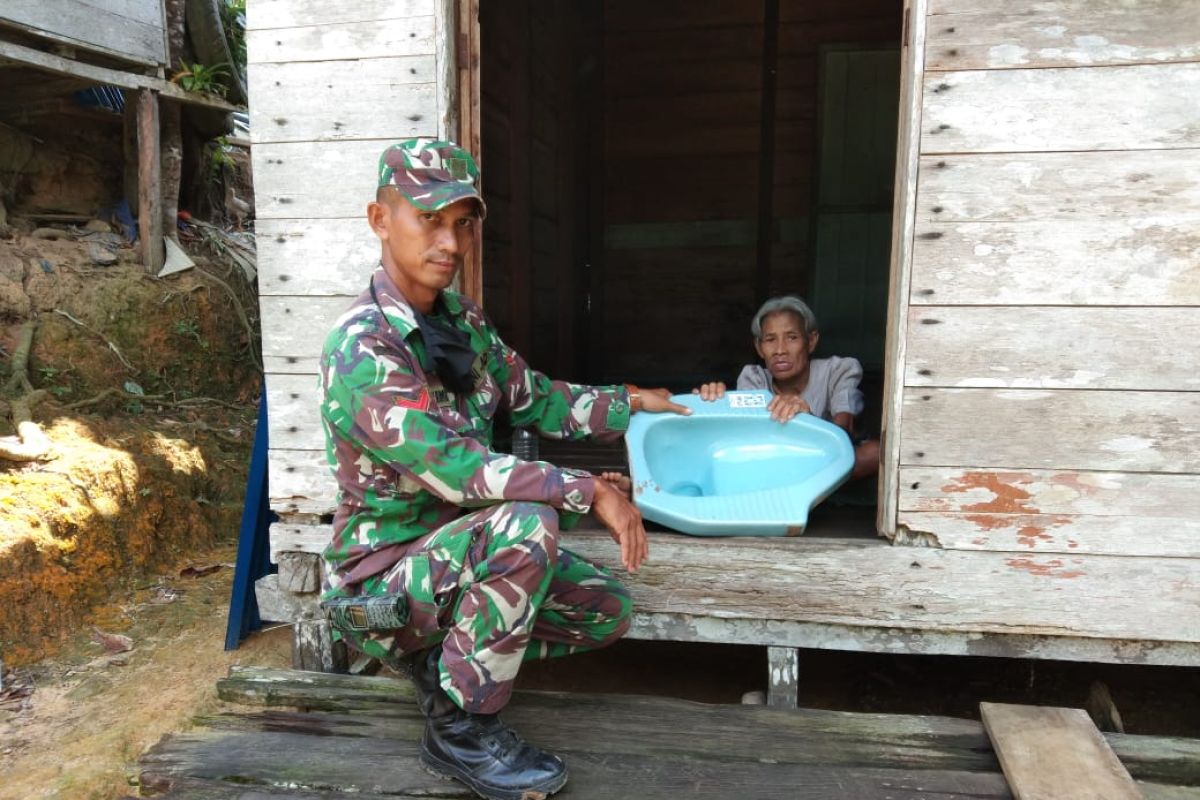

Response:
(249, 0), (455, 516)
(889, 0), (1200, 568)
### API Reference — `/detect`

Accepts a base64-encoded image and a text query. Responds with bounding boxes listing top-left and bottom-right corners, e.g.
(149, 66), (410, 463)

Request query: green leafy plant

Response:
(221, 0), (247, 78)
(172, 318), (203, 343)
(171, 62), (231, 97)
(206, 136), (238, 185)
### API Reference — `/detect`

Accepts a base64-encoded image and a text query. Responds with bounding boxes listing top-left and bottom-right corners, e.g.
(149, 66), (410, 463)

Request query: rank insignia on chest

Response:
(394, 387), (432, 412)
(431, 387), (453, 407)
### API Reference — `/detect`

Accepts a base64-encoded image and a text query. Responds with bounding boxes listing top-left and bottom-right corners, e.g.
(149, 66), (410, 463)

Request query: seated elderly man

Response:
(318, 138), (687, 800)
(696, 294), (879, 480)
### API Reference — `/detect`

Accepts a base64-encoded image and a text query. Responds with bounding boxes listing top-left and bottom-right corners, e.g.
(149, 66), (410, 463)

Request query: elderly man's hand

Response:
(638, 387), (691, 415)
(767, 394), (809, 423)
(692, 381), (726, 402)
(592, 478), (648, 572)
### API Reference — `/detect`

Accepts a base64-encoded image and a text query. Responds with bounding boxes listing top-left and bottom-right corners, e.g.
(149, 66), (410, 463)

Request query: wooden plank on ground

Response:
(901, 388), (1200, 473)
(903, 307), (1200, 390)
(248, 59), (438, 143)
(246, 14), (435, 63)
(246, 0), (433, 30)
(916, 151), (1200, 223)
(980, 702), (1143, 800)
(135, 667), (1200, 798)
(212, 666), (1200, 787)
(921, 63), (1200, 153)
(142, 730), (1012, 799)
(910, 218), (1200, 306)
(926, 0), (1200, 71)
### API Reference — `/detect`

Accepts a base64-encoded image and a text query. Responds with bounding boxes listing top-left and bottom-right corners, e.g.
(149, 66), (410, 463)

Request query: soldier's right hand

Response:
(592, 478), (648, 572)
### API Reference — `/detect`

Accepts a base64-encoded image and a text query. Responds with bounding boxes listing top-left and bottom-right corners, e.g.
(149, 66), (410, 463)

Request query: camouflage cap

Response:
(377, 138), (486, 218)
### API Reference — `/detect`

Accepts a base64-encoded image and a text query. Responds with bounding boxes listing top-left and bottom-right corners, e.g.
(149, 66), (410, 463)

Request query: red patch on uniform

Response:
(395, 387), (431, 412)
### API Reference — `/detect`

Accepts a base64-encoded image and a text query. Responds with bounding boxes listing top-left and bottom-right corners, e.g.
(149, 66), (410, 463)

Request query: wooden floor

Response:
(136, 667), (1200, 799)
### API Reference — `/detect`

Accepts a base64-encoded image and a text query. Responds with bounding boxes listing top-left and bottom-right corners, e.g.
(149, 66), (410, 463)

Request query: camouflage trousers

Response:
(337, 501), (632, 714)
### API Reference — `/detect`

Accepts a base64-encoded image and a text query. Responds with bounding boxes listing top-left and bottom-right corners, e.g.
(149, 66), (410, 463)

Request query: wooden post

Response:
(277, 552), (322, 593)
(456, 0), (483, 303)
(121, 90), (139, 210)
(766, 646), (799, 709)
(136, 88), (164, 273)
(292, 619), (348, 674)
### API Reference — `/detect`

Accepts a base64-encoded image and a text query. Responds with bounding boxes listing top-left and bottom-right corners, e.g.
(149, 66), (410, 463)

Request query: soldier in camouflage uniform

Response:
(319, 138), (687, 800)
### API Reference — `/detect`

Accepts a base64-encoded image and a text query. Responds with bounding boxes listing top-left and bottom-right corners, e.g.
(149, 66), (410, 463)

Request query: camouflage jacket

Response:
(319, 265), (631, 591)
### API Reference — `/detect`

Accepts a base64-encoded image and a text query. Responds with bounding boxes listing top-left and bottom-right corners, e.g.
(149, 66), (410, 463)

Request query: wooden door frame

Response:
(452, 0), (483, 303)
(877, 0), (928, 538)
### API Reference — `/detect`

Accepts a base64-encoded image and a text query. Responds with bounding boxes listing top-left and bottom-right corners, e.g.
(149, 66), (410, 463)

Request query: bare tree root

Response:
(52, 309), (137, 373)
(1, 319), (51, 462)
(65, 386), (245, 412)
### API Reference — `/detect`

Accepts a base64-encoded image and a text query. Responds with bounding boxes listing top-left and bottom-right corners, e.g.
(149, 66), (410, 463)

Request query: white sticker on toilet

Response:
(729, 393), (767, 409)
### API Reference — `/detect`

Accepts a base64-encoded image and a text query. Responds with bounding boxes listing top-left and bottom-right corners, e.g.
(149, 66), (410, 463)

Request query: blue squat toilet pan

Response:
(625, 391), (855, 536)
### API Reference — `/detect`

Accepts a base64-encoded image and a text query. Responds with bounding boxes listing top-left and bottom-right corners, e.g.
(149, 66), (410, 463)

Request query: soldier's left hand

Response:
(640, 387), (691, 415)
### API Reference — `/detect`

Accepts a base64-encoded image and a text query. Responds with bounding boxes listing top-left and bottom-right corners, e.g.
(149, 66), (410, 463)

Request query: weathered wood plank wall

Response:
(888, 0), (1200, 558)
(248, 0), (455, 516)
(0, 0), (167, 67)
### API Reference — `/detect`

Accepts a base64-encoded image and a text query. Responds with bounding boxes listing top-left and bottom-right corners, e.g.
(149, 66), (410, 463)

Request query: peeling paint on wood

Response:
(1005, 556), (1086, 580)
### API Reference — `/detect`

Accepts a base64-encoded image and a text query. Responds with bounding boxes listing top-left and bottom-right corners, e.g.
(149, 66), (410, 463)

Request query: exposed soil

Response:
(0, 227), (277, 800)
(0, 542), (291, 800)
(0, 229), (260, 665)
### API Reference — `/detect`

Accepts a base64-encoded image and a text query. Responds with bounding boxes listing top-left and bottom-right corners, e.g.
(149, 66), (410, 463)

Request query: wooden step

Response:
(131, 666), (1200, 800)
(981, 702), (1145, 800)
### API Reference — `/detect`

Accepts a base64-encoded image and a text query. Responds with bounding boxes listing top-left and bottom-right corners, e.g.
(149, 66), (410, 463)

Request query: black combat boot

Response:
(419, 666), (568, 800)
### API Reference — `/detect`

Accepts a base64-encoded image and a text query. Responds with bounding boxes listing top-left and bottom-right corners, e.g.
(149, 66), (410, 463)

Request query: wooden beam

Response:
(455, 0), (483, 303)
(766, 645), (799, 709)
(878, 0), (929, 538)
(136, 88), (163, 273)
(121, 88), (139, 210)
(0, 38), (240, 111)
(980, 702), (1143, 800)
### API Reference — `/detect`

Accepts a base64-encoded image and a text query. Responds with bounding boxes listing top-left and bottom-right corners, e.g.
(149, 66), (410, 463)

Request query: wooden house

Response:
(0, 0), (239, 269)
(249, 0), (1200, 693)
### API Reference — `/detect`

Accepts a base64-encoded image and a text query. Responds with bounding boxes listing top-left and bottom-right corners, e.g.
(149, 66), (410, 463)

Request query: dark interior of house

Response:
(478, 0), (900, 388)
(477, 0), (901, 516)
